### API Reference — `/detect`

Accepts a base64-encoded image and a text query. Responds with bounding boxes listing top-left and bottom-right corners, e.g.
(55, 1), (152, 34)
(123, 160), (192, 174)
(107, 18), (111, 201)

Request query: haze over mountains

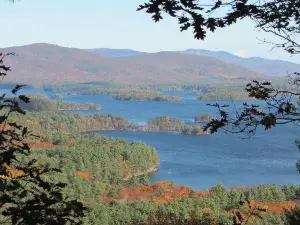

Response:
(89, 48), (300, 77)
(1, 43), (298, 87)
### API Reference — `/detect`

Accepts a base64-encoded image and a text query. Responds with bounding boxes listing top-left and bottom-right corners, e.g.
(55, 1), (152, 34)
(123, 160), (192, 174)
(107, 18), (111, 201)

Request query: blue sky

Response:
(1, 0), (299, 63)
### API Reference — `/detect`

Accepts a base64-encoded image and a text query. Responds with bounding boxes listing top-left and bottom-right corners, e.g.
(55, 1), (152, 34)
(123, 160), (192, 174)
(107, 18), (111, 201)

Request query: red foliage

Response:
(28, 141), (53, 149)
(106, 181), (195, 204)
(75, 171), (93, 180)
(153, 181), (169, 191)
(116, 185), (155, 201)
(248, 200), (296, 214)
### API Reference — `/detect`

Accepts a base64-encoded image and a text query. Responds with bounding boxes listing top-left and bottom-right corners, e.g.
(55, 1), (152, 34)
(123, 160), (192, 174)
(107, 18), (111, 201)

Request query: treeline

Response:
(146, 116), (209, 135)
(194, 113), (215, 123)
(14, 94), (100, 111)
(45, 83), (183, 101)
(10, 111), (133, 142)
(147, 116), (184, 131)
(110, 90), (181, 102)
(11, 109), (209, 136)
(83, 183), (300, 225)
(44, 82), (212, 93)
(197, 88), (254, 100)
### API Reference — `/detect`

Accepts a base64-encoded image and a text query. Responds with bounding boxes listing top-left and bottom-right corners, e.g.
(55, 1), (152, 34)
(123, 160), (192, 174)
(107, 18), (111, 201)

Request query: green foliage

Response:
(16, 94), (100, 111)
(0, 55), (86, 224)
(147, 116), (184, 131)
(197, 88), (253, 101)
(248, 185), (287, 202)
(110, 90), (181, 102)
(182, 125), (208, 135)
(194, 113), (215, 123)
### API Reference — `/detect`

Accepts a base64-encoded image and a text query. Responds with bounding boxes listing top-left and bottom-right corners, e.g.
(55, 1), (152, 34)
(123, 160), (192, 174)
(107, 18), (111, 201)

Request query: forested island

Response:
(197, 88), (254, 100)
(194, 113), (215, 123)
(45, 84), (182, 102)
(110, 90), (181, 102)
(15, 94), (100, 111)
(12, 95), (209, 135)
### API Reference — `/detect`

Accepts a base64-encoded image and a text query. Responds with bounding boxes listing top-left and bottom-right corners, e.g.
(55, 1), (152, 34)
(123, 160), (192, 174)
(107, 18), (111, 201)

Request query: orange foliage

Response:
(28, 141), (53, 149)
(154, 186), (192, 204)
(153, 181), (169, 190)
(197, 190), (211, 197)
(103, 181), (195, 204)
(116, 185), (155, 201)
(103, 196), (112, 204)
(0, 164), (25, 180)
(248, 200), (296, 214)
(2, 124), (12, 131)
(202, 208), (212, 214)
(75, 171), (93, 180)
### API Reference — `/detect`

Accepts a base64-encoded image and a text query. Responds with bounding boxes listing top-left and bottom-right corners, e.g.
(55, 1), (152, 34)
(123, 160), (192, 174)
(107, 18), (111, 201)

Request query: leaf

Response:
(12, 84), (26, 95)
(19, 95), (30, 103)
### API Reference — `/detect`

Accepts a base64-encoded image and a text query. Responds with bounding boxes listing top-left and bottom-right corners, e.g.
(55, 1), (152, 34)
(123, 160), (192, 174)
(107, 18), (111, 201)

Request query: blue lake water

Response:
(2, 88), (300, 190)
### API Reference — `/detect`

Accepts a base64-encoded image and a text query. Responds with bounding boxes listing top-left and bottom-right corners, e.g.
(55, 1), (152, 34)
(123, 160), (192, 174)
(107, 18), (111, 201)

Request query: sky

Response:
(0, 0), (300, 63)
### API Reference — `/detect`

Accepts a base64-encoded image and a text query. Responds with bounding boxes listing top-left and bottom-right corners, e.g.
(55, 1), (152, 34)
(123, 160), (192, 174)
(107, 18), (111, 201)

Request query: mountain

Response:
(88, 48), (145, 58)
(1, 43), (265, 87)
(118, 51), (265, 80)
(182, 49), (300, 77)
(89, 47), (300, 77)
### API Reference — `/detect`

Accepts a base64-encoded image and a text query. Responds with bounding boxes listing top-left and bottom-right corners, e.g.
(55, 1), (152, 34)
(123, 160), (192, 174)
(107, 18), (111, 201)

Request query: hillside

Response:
(118, 51), (265, 80)
(1, 43), (265, 86)
(89, 47), (300, 77)
(183, 49), (300, 77)
(88, 48), (144, 57)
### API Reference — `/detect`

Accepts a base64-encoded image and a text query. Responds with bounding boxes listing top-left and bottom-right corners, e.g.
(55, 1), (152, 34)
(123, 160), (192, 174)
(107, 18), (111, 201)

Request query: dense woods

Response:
(14, 94), (100, 111)
(194, 113), (215, 123)
(147, 116), (184, 131)
(197, 88), (253, 101)
(44, 84), (182, 102)
(110, 90), (182, 102)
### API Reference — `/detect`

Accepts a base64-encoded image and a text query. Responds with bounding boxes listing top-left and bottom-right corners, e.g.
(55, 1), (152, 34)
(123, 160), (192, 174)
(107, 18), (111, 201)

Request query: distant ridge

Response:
(89, 47), (300, 77)
(88, 48), (144, 58)
(0, 43), (268, 87)
(182, 49), (300, 77)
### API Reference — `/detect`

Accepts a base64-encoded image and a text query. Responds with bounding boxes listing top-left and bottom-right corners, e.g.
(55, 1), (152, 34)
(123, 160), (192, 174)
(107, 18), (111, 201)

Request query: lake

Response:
(3, 88), (300, 190)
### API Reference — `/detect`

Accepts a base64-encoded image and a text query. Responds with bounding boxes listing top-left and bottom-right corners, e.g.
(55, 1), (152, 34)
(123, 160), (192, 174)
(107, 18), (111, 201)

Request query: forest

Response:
(110, 90), (182, 102)
(13, 94), (100, 111)
(44, 84), (182, 102)
(2, 0), (300, 223)
(197, 88), (254, 101)
(3, 97), (299, 224)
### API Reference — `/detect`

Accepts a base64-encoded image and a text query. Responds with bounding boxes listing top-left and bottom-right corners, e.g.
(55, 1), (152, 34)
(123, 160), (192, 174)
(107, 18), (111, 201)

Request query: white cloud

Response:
(235, 50), (248, 58)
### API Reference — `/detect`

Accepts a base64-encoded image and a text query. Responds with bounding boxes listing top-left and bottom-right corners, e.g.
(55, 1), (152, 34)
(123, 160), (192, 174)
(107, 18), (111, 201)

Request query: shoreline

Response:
(123, 165), (158, 181)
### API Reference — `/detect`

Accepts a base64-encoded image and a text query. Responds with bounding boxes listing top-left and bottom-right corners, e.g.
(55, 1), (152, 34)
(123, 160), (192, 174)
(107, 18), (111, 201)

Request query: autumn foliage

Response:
(0, 164), (25, 180)
(75, 171), (93, 181)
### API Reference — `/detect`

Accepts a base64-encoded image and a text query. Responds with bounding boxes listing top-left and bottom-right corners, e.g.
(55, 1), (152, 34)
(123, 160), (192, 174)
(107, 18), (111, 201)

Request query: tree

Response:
(0, 18), (86, 225)
(137, 0), (300, 54)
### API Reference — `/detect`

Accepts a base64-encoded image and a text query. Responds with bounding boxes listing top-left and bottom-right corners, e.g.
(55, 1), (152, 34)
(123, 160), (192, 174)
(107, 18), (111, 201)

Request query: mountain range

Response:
(0, 43), (298, 87)
(89, 48), (300, 77)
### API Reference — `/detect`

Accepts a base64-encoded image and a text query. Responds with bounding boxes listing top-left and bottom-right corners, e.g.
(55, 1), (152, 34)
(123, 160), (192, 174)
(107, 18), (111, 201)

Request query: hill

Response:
(1, 43), (265, 87)
(119, 51), (265, 80)
(88, 48), (144, 57)
(183, 49), (300, 77)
